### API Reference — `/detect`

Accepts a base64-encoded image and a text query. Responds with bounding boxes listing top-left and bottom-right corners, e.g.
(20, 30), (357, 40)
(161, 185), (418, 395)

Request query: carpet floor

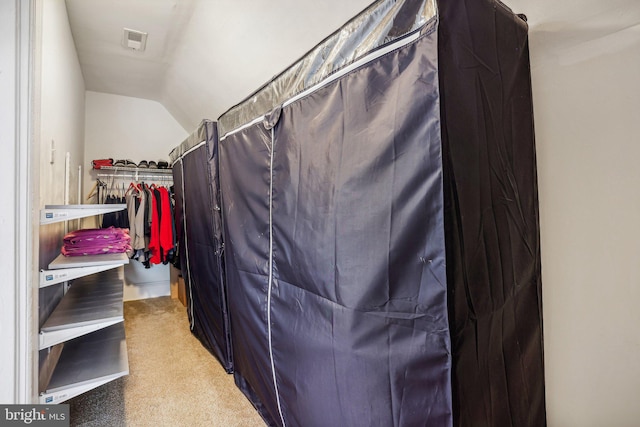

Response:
(67, 297), (265, 427)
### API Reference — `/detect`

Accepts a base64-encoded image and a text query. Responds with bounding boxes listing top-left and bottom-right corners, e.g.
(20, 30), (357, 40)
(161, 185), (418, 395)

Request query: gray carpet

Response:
(67, 297), (265, 426)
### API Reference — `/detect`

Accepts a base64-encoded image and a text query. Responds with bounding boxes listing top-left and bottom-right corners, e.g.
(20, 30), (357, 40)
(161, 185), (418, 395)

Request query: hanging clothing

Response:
(159, 186), (174, 264)
(129, 186), (147, 254)
(148, 187), (162, 265)
(100, 178), (175, 267)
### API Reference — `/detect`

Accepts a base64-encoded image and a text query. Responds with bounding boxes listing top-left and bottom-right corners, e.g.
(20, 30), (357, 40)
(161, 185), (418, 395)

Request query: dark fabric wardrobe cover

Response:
(170, 120), (232, 373)
(438, 1), (546, 426)
(216, 0), (545, 425)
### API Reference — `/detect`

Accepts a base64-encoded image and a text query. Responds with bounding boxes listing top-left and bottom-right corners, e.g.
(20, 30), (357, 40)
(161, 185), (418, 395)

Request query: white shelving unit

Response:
(39, 204), (130, 404)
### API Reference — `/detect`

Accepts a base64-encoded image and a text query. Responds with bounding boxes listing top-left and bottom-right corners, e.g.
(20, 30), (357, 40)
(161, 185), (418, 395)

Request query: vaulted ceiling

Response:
(65, 0), (640, 132)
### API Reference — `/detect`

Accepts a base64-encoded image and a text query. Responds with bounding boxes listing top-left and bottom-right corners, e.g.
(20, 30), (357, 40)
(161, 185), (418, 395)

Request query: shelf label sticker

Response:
(42, 272), (67, 283)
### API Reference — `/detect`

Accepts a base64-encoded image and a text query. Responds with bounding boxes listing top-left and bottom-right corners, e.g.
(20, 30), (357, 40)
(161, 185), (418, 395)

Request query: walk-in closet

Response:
(2, 0), (640, 426)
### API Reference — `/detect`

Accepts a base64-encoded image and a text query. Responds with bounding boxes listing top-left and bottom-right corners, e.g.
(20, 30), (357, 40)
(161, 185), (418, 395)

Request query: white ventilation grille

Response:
(122, 28), (148, 51)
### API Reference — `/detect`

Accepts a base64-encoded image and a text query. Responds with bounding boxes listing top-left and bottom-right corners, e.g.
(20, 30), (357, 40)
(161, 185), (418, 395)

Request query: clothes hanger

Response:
(125, 181), (140, 196)
(105, 174), (116, 198)
(86, 180), (99, 201)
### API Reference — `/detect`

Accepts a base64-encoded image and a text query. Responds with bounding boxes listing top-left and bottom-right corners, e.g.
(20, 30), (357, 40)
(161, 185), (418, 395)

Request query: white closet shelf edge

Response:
(40, 204), (126, 225)
(40, 253), (129, 288)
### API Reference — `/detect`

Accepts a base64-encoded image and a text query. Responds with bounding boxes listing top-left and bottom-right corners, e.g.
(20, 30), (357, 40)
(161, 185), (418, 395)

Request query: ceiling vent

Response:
(122, 28), (148, 51)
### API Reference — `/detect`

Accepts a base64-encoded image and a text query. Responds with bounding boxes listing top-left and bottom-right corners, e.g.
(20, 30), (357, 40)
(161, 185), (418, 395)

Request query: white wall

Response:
(34, 0), (88, 401)
(531, 31), (640, 426)
(84, 91), (188, 300)
(83, 91), (187, 176)
(39, 0), (86, 265)
(0, 0), (35, 404)
(1, 0), (86, 403)
(0, 0), (20, 405)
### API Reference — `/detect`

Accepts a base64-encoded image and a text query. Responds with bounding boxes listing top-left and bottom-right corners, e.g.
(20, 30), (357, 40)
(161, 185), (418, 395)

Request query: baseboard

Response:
(123, 281), (170, 302)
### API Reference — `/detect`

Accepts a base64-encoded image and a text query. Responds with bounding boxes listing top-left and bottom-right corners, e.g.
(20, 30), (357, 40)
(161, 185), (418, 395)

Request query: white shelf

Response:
(96, 165), (172, 174)
(39, 269), (124, 349)
(40, 253), (129, 288)
(40, 323), (129, 404)
(49, 252), (129, 269)
(40, 204), (126, 225)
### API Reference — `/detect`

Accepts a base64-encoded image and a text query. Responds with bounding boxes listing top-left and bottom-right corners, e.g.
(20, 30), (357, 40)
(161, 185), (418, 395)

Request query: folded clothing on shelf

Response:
(91, 158), (113, 169)
(112, 159), (137, 167)
(104, 159), (168, 169)
(61, 226), (132, 256)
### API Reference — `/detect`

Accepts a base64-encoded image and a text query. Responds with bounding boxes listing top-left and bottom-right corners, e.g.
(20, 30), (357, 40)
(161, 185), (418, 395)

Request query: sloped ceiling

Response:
(65, 0), (373, 131)
(65, 0), (640, 132)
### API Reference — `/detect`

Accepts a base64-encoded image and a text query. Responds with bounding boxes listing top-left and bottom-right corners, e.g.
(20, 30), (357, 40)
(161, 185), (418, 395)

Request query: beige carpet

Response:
(67, 297), (265, 427)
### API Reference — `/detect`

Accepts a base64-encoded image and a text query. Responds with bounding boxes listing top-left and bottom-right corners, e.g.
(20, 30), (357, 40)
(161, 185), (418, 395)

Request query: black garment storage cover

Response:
(215, 0), (545, 425)
(438, 1), (546, 425)
(219, 1), (450, 425)
(170, 120), (232, 373)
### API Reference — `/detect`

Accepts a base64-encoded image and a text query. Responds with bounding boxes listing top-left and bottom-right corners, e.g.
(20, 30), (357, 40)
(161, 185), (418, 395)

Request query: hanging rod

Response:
(96, 165), (172, 174)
